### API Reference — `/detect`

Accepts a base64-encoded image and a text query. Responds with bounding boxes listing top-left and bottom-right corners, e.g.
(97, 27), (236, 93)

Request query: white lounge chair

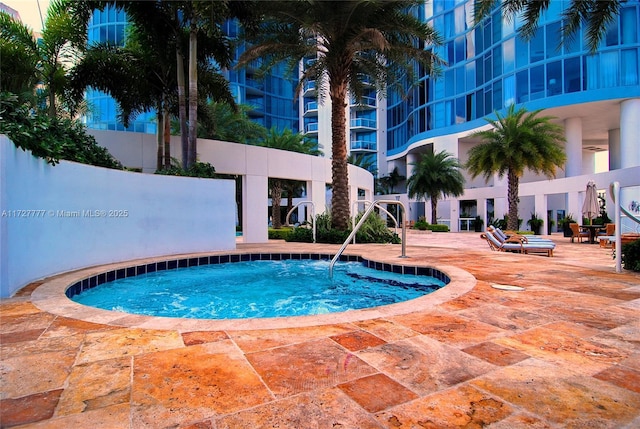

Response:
(482, 229), (555, 257)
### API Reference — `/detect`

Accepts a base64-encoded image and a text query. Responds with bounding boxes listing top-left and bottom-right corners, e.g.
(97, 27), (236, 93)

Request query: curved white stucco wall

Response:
(88, 130), (375, 243)
(0, 136), (236, 298)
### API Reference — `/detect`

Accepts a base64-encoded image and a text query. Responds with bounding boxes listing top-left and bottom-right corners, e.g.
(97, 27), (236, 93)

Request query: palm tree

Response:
(407, 150), (465, 225)
(378, 166), (405, 194)
(238, 0), (442, 230)
(260, 127), (322, 228)
(0, 12), (40, 101)
(197, 101), (267, 144)
(473, 0), (623, 52)
(465, 105), (566, 231)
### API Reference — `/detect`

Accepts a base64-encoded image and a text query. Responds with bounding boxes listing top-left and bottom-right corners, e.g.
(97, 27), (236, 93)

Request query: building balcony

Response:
(304, 122), (319, 135)
(350, 96), (376, 110)
(303, 101), (318, 117)
(350, 118), (376, 130)
(303, 81), (316, 96)
(350, 140), (377, 152)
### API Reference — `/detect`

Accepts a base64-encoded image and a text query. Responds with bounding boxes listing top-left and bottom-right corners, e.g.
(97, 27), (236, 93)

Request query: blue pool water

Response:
(71, 259), (446, 319)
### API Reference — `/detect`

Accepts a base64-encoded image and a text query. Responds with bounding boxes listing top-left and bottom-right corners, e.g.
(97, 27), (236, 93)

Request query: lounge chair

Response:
(481, 229), (555, 257)
(488, 226), (553, 244)
(569, 223), (589, 243)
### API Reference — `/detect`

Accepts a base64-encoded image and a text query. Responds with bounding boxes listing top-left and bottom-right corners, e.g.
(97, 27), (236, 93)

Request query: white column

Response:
(493, 197), (507, 222)
(567, 191), (580, 222)
(307, 180), (326, 221)
(477, 198), (487, 224)
(242, 174), (269, 243)
(406, 153), (418, 179)
(620, 98), (640, 169)
(450, 199), (459, 232)
(564, 117), (583, 177)
(581, 150), (596, 175)
(534, 193), (547, 234)
(608, 128), (620, 170)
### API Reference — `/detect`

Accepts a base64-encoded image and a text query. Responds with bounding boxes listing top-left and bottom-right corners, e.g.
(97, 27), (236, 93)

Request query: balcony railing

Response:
(305, 123), (319, 133)
(350, 118), (376, 129)
(350, 140), (376, 151)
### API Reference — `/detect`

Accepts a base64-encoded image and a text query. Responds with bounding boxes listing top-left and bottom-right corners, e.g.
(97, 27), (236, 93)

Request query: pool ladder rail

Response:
(329, 200), (407, 279)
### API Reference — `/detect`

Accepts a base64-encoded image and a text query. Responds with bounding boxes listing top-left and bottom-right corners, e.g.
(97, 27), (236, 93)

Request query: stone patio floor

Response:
(1, 232), (639, 428)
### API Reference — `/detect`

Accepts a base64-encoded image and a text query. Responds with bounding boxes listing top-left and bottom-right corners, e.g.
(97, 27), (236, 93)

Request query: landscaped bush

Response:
(155, 159), (217, 178)
(621, 239), (640, 272)
(413, 219), (429, 230)
(286, 212), (399, 244)
(427, 224), (449, 232)
(1, 92), (123, 169)
(268, 227), (293, 240)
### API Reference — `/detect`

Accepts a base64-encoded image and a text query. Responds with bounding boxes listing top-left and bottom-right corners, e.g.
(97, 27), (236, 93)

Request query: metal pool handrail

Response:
(329, 200), (407, 278)
(351, 200), (399, 244)
(285, 201), (316, 243)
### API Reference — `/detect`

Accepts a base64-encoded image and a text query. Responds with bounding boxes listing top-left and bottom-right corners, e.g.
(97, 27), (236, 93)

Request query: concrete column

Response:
(620, 98), (640, 168)
(534, 194), (547, 234)
(406, 153), (418, 179)
(567, 191), (581, 222)
(493, 197), (507, 222)
(564, 117), (583, 177)
(582, 150), (596, 175)
(449, 199), (459, 232)
(477, 198), (487, 227)
(307, 180), (326, 221)
(608, 128), (620, 170)
(242, 174), (269, 243)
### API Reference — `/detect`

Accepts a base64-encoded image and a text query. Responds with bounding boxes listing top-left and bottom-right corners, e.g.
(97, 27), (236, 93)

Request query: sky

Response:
(2, 0), (50, 32)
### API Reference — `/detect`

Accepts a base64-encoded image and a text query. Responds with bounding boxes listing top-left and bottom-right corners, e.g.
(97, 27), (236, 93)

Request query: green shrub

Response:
(427, 224), (449, 232)
(286, 211), (399, 244)
(1, 92), (122, 169)
(413, 220), (429, 230)
(268, 227), (293, 240)
(155, 159), (217, 179)
(286, 226), (314, 243)
(621, 239), (640, 272)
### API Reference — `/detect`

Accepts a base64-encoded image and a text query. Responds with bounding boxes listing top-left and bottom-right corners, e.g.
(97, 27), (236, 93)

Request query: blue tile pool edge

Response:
(64, 253), (451, 299)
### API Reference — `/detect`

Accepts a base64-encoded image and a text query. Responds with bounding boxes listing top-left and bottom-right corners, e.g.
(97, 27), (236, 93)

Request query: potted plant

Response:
(559, 214), (576, 237)
(473, 215), (484, 232)
(527, 213), (544, 235)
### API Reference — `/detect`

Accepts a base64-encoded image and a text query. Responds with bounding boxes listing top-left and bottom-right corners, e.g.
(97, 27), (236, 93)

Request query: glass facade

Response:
(85, 12), (299, 134)
(387, 0), (640, 155)
(84, 7), (157, 133)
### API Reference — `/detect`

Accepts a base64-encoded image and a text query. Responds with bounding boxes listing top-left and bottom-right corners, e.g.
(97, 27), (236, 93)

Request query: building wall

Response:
(0, 136), (236, 298)
(87, 130), (375, 243)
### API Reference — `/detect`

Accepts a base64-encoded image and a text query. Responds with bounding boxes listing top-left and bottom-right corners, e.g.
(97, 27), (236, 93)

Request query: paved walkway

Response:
(1, 232), (639, 428)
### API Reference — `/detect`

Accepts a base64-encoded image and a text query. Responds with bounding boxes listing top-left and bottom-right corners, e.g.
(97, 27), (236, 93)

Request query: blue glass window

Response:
(503, 75), (515, 106)
(606, 17), (619, 46)
(484, 88), (492, 114)
(493, 46), (502, 78)
(546, 21), (562, 58)
(585, 55), (599, 89)
(466, 62), (475, 91)
(445, 100), (454, 125)
(445, 70), (455, 97)
(516, 70), (529, 102)
(466, 31), (475, 58)
(546, 61), (562, 95)
(475, 26), (484, 53)
(530, 28), (544, 63)
(476, 58), (484, 86)
(493, 80), (502, 110)
(601, 51), (619, 87)
(503, 38), (515, 73)
(492, 10), (502, 42)
(456, 66), (465, 93)
(515, 36), (528, 68)
(621, 49), (638, 85)
(475, 89), (484, 118)
(484, 53), (492, 82)
(564, 57), (581, 93)
(444, 12), (455, 38)
(621, 7), (638, 44)
(455, 36), (466, 63)
(530, 65), (545, 100)
(454, 6), (466, 33)
(455, 97), (465, 123)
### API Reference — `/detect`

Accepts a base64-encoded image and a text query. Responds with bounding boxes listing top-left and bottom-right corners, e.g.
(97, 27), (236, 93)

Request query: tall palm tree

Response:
(465, 105), (566, 231)
(260, 127), (322, 228)
(407, 150), (465, 225)
(197, 101), (267, 144)
(238, 0), (442, 230)
(378, 166), (406, 194)
(474, 0), (623, 52)
(0, 12), (40, 101)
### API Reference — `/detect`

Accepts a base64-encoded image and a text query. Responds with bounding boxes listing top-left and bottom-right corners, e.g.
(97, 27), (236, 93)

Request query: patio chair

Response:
(598, 224), (615, 248)
(481, 230), (555, 257)
(569, 223), (589, 243)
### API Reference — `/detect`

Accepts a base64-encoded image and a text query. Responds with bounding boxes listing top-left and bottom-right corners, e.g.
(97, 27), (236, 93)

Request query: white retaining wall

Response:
(0, 136), (236, 298)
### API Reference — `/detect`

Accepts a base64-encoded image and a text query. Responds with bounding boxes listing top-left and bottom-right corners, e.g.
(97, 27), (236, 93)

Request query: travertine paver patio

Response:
(1, 232), (639, 428)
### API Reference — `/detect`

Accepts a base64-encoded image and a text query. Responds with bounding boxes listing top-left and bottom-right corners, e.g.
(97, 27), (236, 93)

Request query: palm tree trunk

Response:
(507, 169), (520, 230)
(431, 197), (438, 225)
(330, 81), (350, 230)
(187, 20), (198, 168)
(163, 106), (171, 169)
(176, 48), (188, 170)
(271, 179), (283, 229)
(156, 107), (163, 170)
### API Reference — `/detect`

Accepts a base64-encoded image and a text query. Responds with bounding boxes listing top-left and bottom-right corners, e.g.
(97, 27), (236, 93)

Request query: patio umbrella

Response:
(582, 181), (600, 225)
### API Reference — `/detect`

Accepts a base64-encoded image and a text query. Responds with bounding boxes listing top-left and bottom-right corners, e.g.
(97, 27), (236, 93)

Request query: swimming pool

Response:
(66, 253), (449, 320)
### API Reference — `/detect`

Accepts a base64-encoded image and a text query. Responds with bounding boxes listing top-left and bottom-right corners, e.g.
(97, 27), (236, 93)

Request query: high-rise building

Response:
(382, 0), (640, 231)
